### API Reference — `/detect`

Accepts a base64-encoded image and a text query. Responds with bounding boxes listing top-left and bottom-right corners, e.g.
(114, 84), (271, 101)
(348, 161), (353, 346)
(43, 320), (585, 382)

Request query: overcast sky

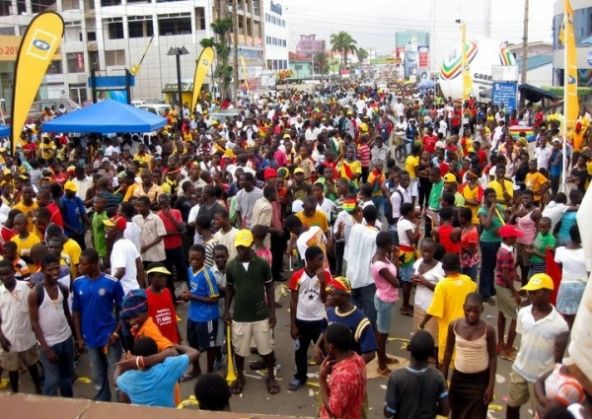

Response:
(283, 0), (555, 59)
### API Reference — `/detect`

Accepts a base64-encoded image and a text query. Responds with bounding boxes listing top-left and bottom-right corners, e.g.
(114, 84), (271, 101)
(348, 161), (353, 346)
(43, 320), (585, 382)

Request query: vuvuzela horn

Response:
(225, 323), (237, 385)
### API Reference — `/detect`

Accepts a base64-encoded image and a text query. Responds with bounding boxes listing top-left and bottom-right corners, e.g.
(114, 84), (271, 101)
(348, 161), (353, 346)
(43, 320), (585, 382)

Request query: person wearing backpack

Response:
(28, 253), (78, 397)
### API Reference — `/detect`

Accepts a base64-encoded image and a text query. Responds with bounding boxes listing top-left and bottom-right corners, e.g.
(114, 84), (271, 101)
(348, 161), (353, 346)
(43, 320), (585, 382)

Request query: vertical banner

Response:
(10, 11), (64, 153)
(418, 45), (429, 70)
(239, 56), (249, 91)
(191, 46), (214, 114)
(460, 22), (473, 101)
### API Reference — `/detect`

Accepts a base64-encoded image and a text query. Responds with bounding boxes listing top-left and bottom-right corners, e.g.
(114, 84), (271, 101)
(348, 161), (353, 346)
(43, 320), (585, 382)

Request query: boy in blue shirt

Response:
(182, 244), (219, 377)
(72, 248), (124, 401)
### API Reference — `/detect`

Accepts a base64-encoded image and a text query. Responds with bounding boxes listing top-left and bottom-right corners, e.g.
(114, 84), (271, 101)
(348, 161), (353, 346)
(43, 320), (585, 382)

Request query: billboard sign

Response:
(492, 81), (517, 112)
(418, 45), (429, 70)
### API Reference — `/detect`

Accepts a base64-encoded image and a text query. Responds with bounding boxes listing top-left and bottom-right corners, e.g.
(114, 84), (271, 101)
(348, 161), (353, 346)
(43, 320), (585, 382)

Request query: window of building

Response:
(105, 49), (126, 66)
(69, 84), (87, 106)
(158, 14), (191, 35)
(101, 0), (121, 5)
(253, 0), (260, 15)
(16, 0), (25, 14)
(32, 0), (52, 11)
(267, 59), (272, 70)
(128, 18), (153, 38)
(66, 52), (85, 73)
(0, 27), (14, 35)
(105, 18), (124, 39)
(87, 31), (97, 41)
(127, 0), (149, 3)
(195, 7), (206, 30)
(0, 0), (11, 16)
(47, 60), (63, 75)
(84, 0), (94, 9)
(62, 0), (79, 9)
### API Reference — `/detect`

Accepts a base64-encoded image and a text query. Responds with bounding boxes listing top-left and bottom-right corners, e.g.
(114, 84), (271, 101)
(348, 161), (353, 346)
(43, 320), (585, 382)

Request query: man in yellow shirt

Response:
(296, 196), (329, 235)
(487, 164), (514, 206)
(420, 253), (477, 363)
(12, 184), (38, 233)
(525, 160), (550, 204)
(10, 213), (41, 264)
(459, 170), (484, 224)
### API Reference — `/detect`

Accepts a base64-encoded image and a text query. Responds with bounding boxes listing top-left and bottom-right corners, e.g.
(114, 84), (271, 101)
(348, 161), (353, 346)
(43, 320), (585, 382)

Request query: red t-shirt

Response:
(438, 160), (450, 176)
(437, 224), (461, 254)
(422, 135), (437, 154)
(146, 287), (180, 344)
(46, 201), (64, 228)
(0, 225), (15, 254)
(157, 209), (183, 249)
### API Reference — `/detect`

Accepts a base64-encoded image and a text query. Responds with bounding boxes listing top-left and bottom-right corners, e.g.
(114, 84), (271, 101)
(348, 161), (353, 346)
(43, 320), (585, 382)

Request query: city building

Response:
(552, 0), (592, 86)
(263, 0), (288, 71)
(507, 42), (553, 87)
(295, 34), (325, 58)
(0, 0), (267, 108)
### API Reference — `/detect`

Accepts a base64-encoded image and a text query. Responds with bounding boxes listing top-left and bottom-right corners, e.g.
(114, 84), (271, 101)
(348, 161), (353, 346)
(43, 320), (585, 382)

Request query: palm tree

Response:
(356, 48), (368, 66)
(210, 18), (233, 100)
(330, 31), (358, 68)
(313, 52), (329, 74)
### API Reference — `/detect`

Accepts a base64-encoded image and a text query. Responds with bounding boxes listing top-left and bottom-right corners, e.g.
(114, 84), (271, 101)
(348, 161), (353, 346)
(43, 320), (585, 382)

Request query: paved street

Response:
(5, 284), (528, 418)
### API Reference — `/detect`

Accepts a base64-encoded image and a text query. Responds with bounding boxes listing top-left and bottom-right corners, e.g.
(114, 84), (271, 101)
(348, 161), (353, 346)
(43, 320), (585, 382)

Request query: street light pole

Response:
(168, 46), (189, 132)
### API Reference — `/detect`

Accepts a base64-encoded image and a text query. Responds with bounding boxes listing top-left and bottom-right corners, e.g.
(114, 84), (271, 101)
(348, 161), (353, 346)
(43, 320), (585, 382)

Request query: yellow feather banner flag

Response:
(191, 47), (215, 114)
(560, 0), (579, 136)
(460, 22), (472, 101)
(240, 56), (249, 91)
(10, 12), (64, 153)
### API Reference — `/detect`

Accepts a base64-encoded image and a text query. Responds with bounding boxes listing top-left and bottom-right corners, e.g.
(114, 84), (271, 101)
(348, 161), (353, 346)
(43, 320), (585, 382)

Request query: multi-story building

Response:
(262, 0), (287, 70)
(552, 0), (592, 86)
(295, 34), (324, 59)
(0, 0), (266, 106)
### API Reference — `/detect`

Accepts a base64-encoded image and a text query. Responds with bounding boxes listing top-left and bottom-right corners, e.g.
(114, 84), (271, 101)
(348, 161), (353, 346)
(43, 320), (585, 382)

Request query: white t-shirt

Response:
(513, 306), (569, 382)
(333, 211), (354, 243)
(396, 218), (416, 247)
(124, 222), (142, 253)
(554, 246), (587, 284)
(296, 226), (327, 262)
(413, 259), (445, 311)
(535, 147), (553, 170)
(111, 238), (141, 295)
(542, 201), (568, 230)
(390, 186), (412, 219)
(344, 224), (379, 289)
(289, 269), (327, 321)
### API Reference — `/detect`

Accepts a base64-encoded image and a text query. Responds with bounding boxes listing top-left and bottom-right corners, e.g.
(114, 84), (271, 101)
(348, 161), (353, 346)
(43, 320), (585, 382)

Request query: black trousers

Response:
(334, 241), (345, 277)
(164, 246), (188, 298)
(294, 319), (326, 383)
(271, 230), (287, 282)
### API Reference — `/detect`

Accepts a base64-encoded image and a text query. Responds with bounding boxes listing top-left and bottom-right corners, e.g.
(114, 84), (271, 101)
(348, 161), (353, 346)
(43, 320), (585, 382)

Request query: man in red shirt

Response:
(156, 193), (188, 298)
(37, 187), (64, 228)
(422, 127), (438, 155)
(145, 263), (180, 343)
(319, 323), (367, 419)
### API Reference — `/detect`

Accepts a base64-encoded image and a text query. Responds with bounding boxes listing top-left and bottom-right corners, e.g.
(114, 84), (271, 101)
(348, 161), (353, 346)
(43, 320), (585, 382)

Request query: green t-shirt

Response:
(530, 232), (556, 263)
(92, 211), (108, 258)
(428, 180), (444, 210)
(454, 192), (466, 207)
(478, 204), (504, 243)
(226, 256), (272, 322)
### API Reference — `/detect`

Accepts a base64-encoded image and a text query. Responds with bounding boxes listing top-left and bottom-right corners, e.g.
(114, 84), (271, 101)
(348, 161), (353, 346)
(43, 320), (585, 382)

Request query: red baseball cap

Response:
(103, 215), (127, 231)
(499, 224), (524, 239)
(263, 167), (277, 181)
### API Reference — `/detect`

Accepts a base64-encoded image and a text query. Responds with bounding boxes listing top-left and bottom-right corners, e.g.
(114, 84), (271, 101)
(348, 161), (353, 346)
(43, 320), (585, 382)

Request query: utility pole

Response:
(232, 0), (239, 101)
(520, 0), (529, 86)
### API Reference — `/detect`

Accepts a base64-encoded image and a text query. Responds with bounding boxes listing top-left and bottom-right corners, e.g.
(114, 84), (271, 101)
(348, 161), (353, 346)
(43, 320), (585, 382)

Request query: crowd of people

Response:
(0, 81), (591, 418)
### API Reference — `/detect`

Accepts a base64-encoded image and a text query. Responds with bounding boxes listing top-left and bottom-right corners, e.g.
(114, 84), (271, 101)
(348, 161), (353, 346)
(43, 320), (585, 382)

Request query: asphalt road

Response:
(6, 284), (530, 418)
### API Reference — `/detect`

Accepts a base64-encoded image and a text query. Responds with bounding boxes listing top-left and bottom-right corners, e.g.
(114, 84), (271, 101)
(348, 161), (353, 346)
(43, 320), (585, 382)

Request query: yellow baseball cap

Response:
(294, 167), (305, 175)
(64, 180), (78, 192)
(234, 229), (254, 248)
(443, 173), (457, 183)
(358, 123), (368, 133)
(146, 265), (172, 276)
(521, 273), (554, 292)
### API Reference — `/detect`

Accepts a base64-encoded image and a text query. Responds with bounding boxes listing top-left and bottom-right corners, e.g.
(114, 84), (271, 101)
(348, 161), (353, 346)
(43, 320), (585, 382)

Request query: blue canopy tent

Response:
(0, 125), (9, 137)
(42, 100), (167, 133)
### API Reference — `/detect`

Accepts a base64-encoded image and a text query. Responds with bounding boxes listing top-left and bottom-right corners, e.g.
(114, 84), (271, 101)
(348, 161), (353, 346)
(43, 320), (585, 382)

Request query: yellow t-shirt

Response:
(460, 183), (483, 224)
(10, 233), (41, 261)
(404, 155), (420, 179)
(337, 160), (362, 181)
(426, 273), (477, 362)
(63, 238), (82, 277)
(296, 210), (329, 233)
(487, 179), (514, 204)
(133, 153), (153, 168)
(573, 130), (585, 151)
(12, 201), (38, 233)
(525, 172), (549, 202)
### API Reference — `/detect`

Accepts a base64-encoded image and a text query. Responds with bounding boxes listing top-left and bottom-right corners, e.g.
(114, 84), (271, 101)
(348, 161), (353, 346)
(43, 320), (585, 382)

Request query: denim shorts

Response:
(374, 295), (395, 334)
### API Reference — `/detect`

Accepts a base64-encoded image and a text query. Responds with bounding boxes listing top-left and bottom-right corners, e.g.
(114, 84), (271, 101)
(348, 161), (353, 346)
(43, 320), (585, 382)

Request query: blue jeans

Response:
(351, 283), (377, 331)
(40, 336), (75, 397)
(87, 341), (122, 401)
(479, 241), (500, 298)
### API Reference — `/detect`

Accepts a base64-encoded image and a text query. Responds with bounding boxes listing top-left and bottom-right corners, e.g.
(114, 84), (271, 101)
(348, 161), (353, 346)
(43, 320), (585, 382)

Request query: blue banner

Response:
(492, 81), (517, 112)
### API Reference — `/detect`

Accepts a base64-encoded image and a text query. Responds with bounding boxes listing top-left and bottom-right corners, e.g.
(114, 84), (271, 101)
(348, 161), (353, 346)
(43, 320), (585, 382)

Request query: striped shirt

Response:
(357, 144), (371, 168)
